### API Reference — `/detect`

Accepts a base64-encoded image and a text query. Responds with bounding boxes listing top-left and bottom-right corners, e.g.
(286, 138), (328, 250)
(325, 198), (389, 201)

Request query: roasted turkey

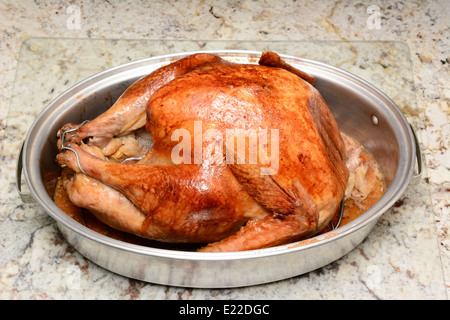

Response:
(56, 51), (349, 252)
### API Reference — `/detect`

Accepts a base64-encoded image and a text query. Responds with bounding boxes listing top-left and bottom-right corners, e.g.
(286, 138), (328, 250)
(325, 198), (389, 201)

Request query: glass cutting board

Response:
(1, 39), (445, 299)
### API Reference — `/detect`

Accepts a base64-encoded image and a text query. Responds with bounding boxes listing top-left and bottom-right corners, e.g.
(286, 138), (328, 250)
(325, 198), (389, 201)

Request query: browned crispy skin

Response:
(56, 52), (348, 251)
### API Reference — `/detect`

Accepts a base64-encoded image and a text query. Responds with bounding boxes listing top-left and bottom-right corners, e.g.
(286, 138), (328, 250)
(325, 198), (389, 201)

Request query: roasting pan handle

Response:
(410, 124), (423, 185)
(16, 142), (35, 203)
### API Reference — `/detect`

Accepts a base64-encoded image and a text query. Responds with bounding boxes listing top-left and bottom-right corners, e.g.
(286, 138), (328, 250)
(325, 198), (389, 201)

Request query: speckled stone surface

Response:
(0, 0), (448, 299)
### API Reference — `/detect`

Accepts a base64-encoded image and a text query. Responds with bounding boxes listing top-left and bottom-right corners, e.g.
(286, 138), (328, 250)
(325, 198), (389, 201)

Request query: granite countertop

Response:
(0, 0), (448, 299)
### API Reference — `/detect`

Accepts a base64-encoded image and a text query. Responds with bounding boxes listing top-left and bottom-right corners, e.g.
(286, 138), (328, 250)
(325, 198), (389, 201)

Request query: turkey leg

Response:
(58, 53), (224, 149)
(56, 142), (265, 244)
(64, 173), (147, 236)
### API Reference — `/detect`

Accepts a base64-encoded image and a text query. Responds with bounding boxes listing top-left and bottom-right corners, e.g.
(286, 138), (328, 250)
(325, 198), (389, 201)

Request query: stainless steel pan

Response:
(17, 51), (421, 288)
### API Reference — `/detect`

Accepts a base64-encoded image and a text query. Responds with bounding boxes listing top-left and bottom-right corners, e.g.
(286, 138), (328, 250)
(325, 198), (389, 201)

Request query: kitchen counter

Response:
(0, 0), (448, 299)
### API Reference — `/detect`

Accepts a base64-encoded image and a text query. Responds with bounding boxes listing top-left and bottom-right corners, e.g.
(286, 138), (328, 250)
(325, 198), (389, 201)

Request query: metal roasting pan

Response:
(17, 51), (421, 288)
